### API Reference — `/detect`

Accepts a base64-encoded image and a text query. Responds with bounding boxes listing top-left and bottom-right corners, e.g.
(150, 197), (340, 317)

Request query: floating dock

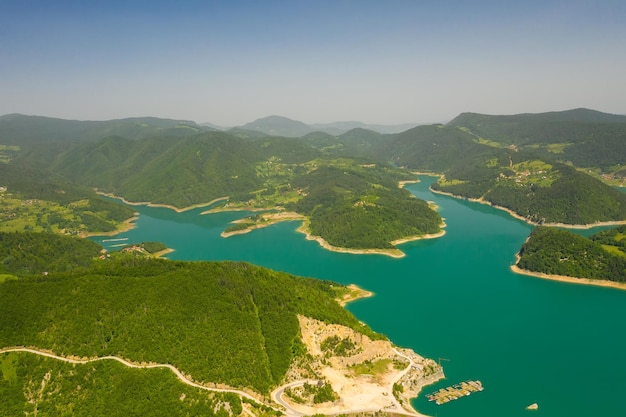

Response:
(427, 380), (483, 405)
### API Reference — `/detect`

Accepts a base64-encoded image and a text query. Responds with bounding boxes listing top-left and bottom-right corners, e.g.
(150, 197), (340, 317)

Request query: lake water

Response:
(93, 176), (626, 417)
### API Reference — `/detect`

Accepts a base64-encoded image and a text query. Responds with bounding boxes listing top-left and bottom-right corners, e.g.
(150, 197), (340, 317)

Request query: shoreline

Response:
(201, 206), (270, 215)
(291, 317), (440, 417)
(391, 220), (447, 246)
(337, 284), (374, 307)
(296, 220), (407, 258)
(97, 191), (229, 213)
(430, 187), (626, 229)
(152, 248), (175, 258)
(223, 217), (447, 258)
(80, 215), (139, 238)
(409, 171), (442, 177)
(511, 253), (626, 291)
(398, 179), (421, 188)
(220, 212), (306, 238)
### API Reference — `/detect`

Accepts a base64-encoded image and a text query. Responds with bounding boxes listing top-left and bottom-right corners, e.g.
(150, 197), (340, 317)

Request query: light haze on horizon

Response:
(1, 0), (625, 126)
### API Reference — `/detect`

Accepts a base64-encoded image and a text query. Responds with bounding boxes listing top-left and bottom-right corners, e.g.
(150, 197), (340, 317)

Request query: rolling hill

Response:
(0, 114), (212, 145)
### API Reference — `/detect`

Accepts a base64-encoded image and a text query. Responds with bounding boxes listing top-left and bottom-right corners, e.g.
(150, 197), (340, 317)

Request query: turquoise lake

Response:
(93, 176), (626, 417)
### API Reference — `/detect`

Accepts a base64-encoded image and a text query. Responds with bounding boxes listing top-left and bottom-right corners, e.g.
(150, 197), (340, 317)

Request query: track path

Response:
(0, 347), (278, 412)
(2, 346), (426, 417)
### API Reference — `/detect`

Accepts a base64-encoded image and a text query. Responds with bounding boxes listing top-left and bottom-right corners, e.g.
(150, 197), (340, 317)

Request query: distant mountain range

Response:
(2, 107), (626, 228)
(201, 115), (420, 137)
(3, 108), (625, 146)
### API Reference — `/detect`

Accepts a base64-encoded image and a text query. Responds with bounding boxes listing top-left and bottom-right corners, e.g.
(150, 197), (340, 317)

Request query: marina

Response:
(427, 380), (484, 405)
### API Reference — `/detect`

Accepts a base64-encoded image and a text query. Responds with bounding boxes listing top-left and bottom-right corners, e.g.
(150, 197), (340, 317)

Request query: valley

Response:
(2, 108), (626, 417)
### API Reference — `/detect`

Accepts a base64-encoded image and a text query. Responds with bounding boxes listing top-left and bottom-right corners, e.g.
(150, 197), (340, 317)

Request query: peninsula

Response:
(511, 227), (626, 290)
(0, 234), (444, 416)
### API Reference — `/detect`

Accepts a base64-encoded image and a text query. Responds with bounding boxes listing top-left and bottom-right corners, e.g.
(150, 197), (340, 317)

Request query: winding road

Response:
(0, 347), (277, 413)
(2, 346), (428, 417)
(268, 347), (426, 417)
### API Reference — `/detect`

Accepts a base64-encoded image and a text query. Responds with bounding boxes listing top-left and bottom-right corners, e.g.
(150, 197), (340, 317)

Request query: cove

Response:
(93, 176), (626, 417)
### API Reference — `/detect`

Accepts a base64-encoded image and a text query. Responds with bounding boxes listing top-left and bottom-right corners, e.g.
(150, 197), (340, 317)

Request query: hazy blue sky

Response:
(1, 1), (624, 125)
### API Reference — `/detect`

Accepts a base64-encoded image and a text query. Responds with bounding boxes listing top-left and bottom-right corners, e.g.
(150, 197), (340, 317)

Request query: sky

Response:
(1, 0), (625, 126)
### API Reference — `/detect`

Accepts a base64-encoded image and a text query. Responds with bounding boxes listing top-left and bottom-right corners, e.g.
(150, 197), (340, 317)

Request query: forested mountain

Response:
(3, 108), (625, 236)
(0, 232), (102, 275)
(2, 108), (626, 412)
(236, 115), (419, 137)
(447, 108), (626, 177)
(5, 127), (441, 249)
(516, 226), (626, 282)
(289, 164), (442, 249)
(1, 352), (251, 417)
(379, 124), (502, 172)
(365, 110), (626, 225)
(238, 115), (314, 137)
(254, 136), (322, 163)
(431, 156), (626, 225)
(0, 239), (378, 393)
(299, 129), (386, 158)
(448, 108), (626, 145)
(46, 132), (264, 207)
(0, 114), (210, 145)
(310, 121), (418, 135)
(336, 128), (386, 157)
(300, 131), (342, 150)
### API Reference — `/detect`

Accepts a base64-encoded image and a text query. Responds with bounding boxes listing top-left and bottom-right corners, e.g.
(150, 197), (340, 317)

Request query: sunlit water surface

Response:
(93, 177), (626, 417)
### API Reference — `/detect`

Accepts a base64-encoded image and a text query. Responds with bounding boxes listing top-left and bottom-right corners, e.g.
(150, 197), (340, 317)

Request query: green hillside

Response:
(379, 124), (504, 172)
(239, 115), (313, 138)
(0, 232), (102, 275)
(0, 114), (210, 145)
(447, 108), (626, 146)
(336, 128), (385, 158)
(447, 108), (626, 178)
(290, 164), (441, 249)
(517, 226), (626, 282)
(433, 157), (626, 225)
(0, 238), (378, 394)
(0, 162), (135, 234)
(49, 133), (263, 207)
(364, 116), (626, 226)
(8, 129), (442, 250)
(300, 131), (342, 152)
(0, 351), (257, 417)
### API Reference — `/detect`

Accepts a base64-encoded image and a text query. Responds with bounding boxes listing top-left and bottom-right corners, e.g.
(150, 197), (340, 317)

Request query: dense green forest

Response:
(1, 109), (626, 412)
(447, 108), (626, 177)
(0, 232), (102, 275)
(447, 108), (626, 146)
(0, 351), (271, 417)
(44, 133), (265, 207)
(430, 155), (626, 225)
(517, 227), (626, 282)
(4, 109), (625, 234)
(378, 124), (504, 172)
(4, 128), (442, 250)
(590, 225), (626, 250)
(0, 113), (211, 145)
(290, 165), (441, 249)
(0, 235), (380, 394)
